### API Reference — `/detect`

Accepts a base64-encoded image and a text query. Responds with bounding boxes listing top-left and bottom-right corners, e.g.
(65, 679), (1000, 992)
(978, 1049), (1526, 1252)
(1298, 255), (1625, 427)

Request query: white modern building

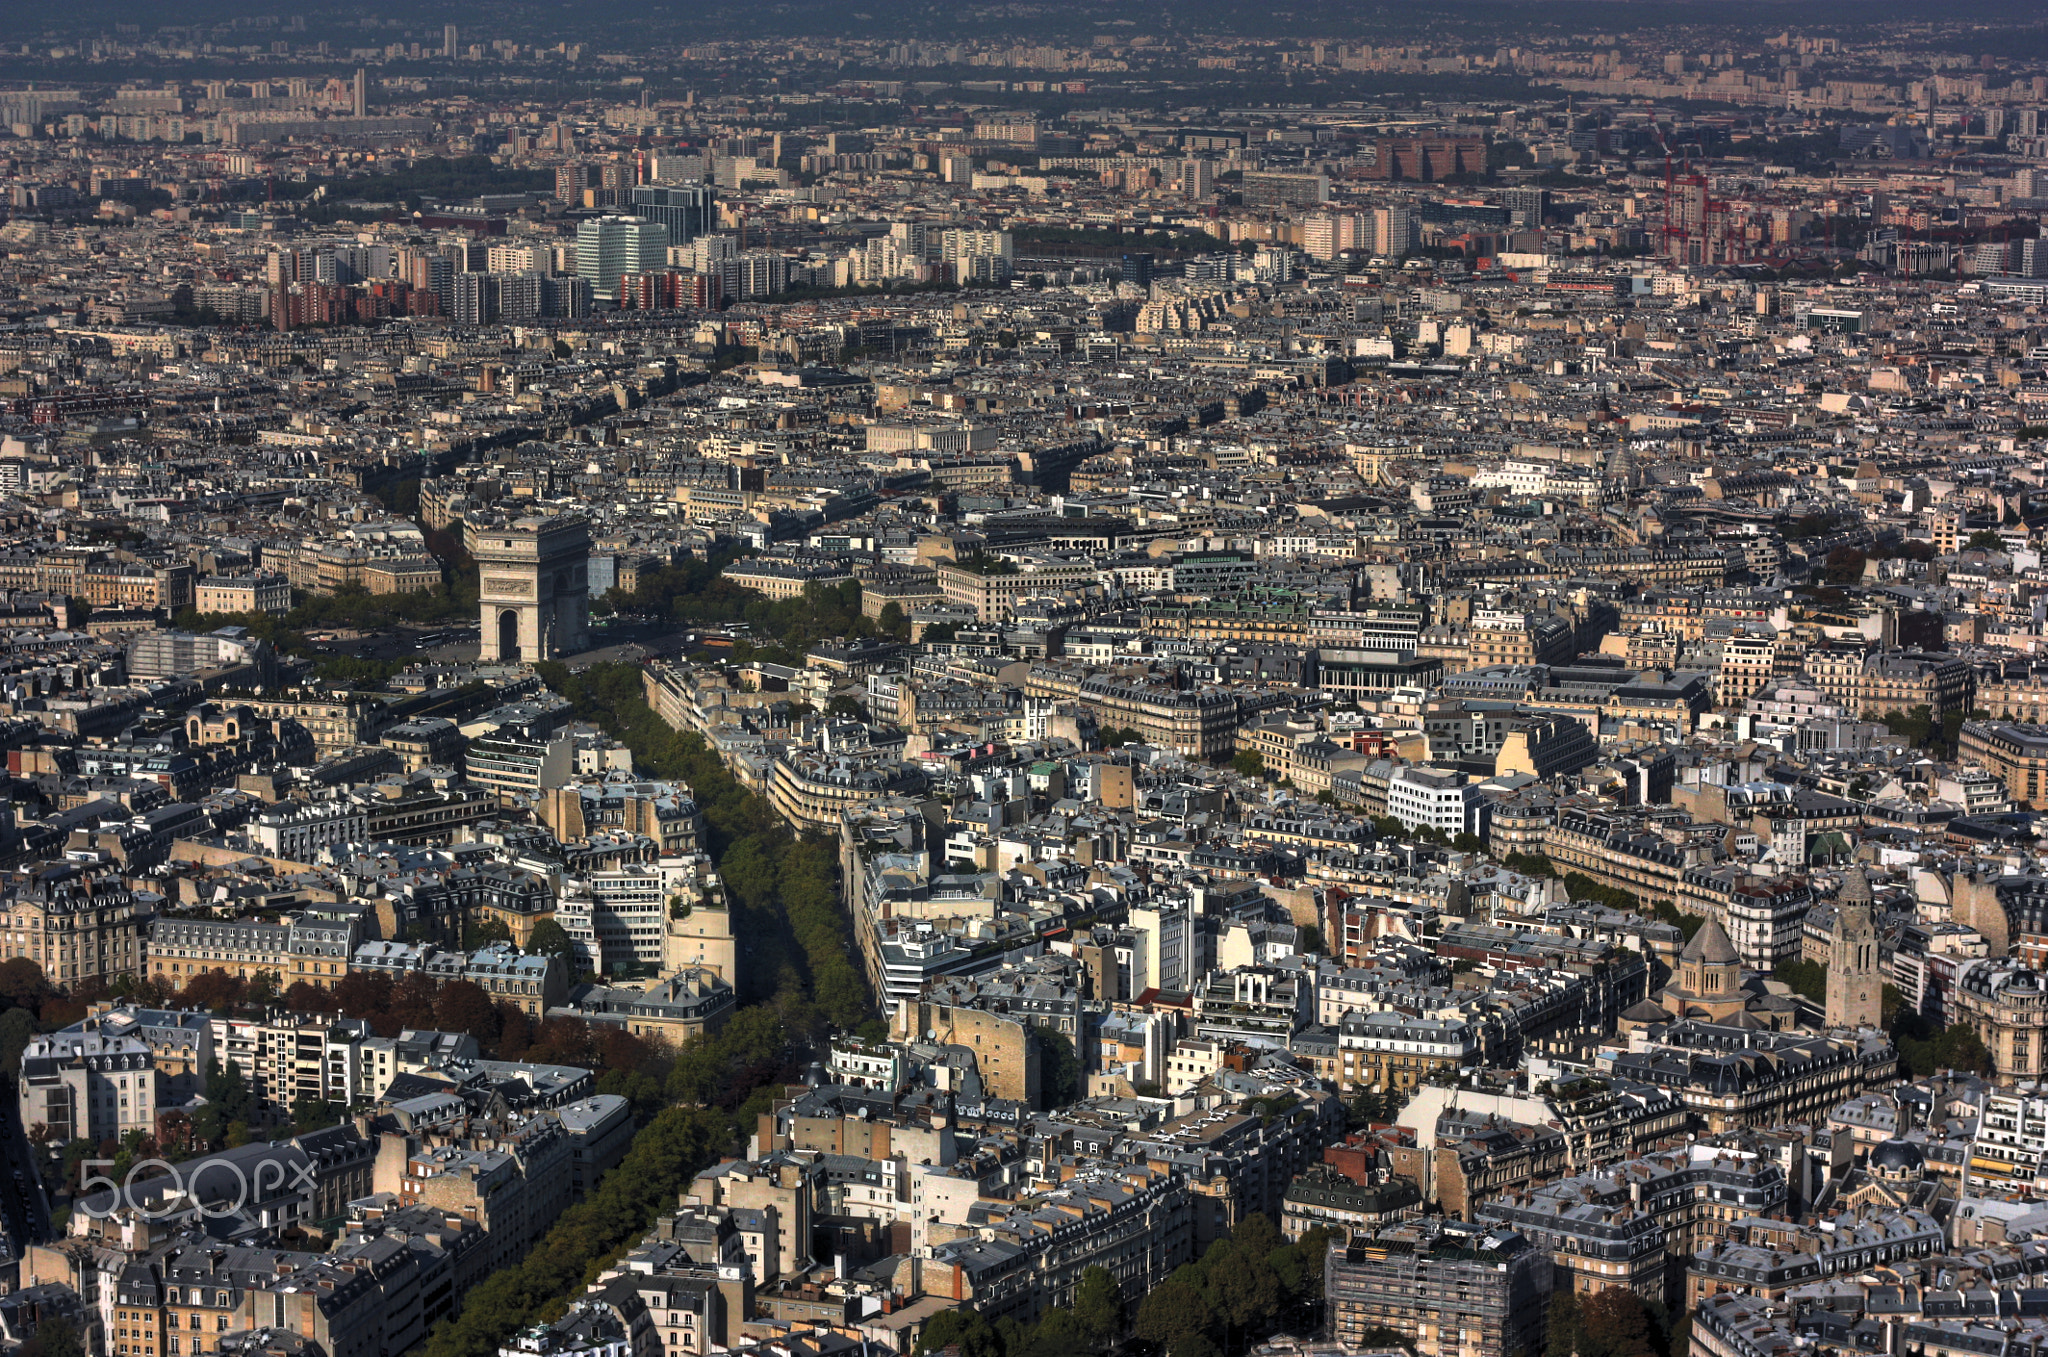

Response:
(17, 1030), (160, 1143)
(1385, 765), (1488, 837)
(590, 867), (666, 974)
(1969, 1089), (2048, 1193)
(251, 800), (368, 861)
(575, 215), (668, 301)
(557, 867), (668, 976)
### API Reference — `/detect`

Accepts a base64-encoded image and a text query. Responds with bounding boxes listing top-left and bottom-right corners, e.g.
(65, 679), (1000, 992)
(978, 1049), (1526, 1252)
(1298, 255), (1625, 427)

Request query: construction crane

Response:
(1657, 131), (1678, 258)
(1656, 129), (1747, 267)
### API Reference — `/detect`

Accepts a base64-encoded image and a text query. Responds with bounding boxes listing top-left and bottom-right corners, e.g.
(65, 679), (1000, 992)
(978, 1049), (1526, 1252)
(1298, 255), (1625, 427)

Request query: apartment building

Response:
(158, 1241), (384, 1357)
(1950, 958), (2048, 1084)
(891, 997), (1039, 1105)
(0, 866), (147, 988)
(1024, 663), (1241, 760)
(460, 942), (568, 1018)
(936, 557), (1099, 623)
(767, 749), (926, 834)
(1715, 629), (1778, 705)
(1142, 598), (1319, 646)
(662, 889), (737, 983)
(1977, 677), (2048, 724)
(591, 1252), (749, 1357)
(195, 573), (292, 616)
(554, 867), (665, 974)
(242, 694), (390, 755)
(717, 556), (856, 602)
(1721, 876), (1814, 971)
(73, 1127), (379, 1242)
(1541, 807), (1692, 911)
(1965, 1087), (2048, 1193)
(1466, 611), (1576, 669)
(1857, 650), (1974, 721)
(347, 941), (569, 1018)
(250, 800), (368, 861)
(1337, 1010), (1481, 1093)
(536, 780), (703, 857)
(687, 1153), (820, 1286)
(1608, 1023), (1889, 1133)
(376, 1109), (574, 1275)
(1385, 766), (1487, 837)
(83, 561), (196, 613)
(921, 1171), (1194, 1327)
(213, 1011), (374, 1110)
(1476, 1142), (1787, 1300)
(380, 718), (468, 773)
(359, 784), (500, 849)
(1325, 1221), (1546, 1357)
(148, 912), (362, 992)
(466, 730), (576, 803)
(1959, 720), (2048, 809)
(1128, 1080), (1346, 1244)
(551, 969), (737, 1042)
(1686, 1207), (1944, 1307)
(17, 1029), (160, 1142)
(1280, 1163), (1425, 1238)
(1430, 1113), (1572, 1222)
(366, 858), (557, 946)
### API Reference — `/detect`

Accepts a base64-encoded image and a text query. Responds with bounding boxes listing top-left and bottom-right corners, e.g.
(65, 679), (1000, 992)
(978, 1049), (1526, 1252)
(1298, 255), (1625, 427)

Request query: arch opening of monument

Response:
(475, 516), (591, 662)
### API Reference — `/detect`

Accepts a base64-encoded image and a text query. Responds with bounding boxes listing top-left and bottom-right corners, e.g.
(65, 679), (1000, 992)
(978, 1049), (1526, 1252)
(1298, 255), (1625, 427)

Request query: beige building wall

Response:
(663, 899), (737, 982)
(892, 1001), (1040, 1106)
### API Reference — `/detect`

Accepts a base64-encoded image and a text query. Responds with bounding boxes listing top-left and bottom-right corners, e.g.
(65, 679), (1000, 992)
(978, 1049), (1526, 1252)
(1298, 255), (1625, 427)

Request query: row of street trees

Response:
(911, 1215), (1329, 1357)
(421, 665), (874, 1357)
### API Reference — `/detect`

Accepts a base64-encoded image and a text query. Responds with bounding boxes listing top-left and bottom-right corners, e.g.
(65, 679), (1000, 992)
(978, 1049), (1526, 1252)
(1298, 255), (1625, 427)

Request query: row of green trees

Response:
(1869, 704), (1967, 760)
(293, 156), (553, 223)
(175, 575), (478, 687)
(0, 957), (56, 1073)
(1548, 1286), (1683, 1357)
(1346, 1084), (1410, 1128)
(1365, 816), (1485, 852)
(1033, 1027), (1082, 1106)
(420, 958), (856, 1357)
(534, 660), (874, 1028)
(1515, 860), (1670, 940)
(1886, 983), (1995, 1077)
(34, 946), (687, 1202)
(176, 565), (481, 646)
(420, 667), (876, 1357)
(172, 499), (479, 687)
(418, 1098), (742, 1357)
(1130, 1214), (1333, 1357)
(602, 567), (904, 665)
(915, 1267), (1122, 1357)
(1775, 960), (1827, 1004)
(1559, 872), (1705, 944)
(535, 662), (870, 1026)
(912, 1215), (1327, 1357)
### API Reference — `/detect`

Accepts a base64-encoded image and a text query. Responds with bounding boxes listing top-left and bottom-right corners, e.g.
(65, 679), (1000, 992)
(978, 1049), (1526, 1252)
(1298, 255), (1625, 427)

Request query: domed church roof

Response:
(1869, 1138), (1925, 1175)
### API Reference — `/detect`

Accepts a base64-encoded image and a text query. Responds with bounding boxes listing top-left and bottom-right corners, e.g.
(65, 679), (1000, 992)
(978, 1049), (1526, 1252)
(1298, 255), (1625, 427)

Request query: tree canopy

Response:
(419, 662), (878, 1357)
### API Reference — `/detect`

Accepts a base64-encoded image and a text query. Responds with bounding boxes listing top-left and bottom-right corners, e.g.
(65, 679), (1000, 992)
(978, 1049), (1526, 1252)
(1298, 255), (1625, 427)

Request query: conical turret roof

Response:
(1680, 915), (1740, 966)
(1838, 866), (1873, 905)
